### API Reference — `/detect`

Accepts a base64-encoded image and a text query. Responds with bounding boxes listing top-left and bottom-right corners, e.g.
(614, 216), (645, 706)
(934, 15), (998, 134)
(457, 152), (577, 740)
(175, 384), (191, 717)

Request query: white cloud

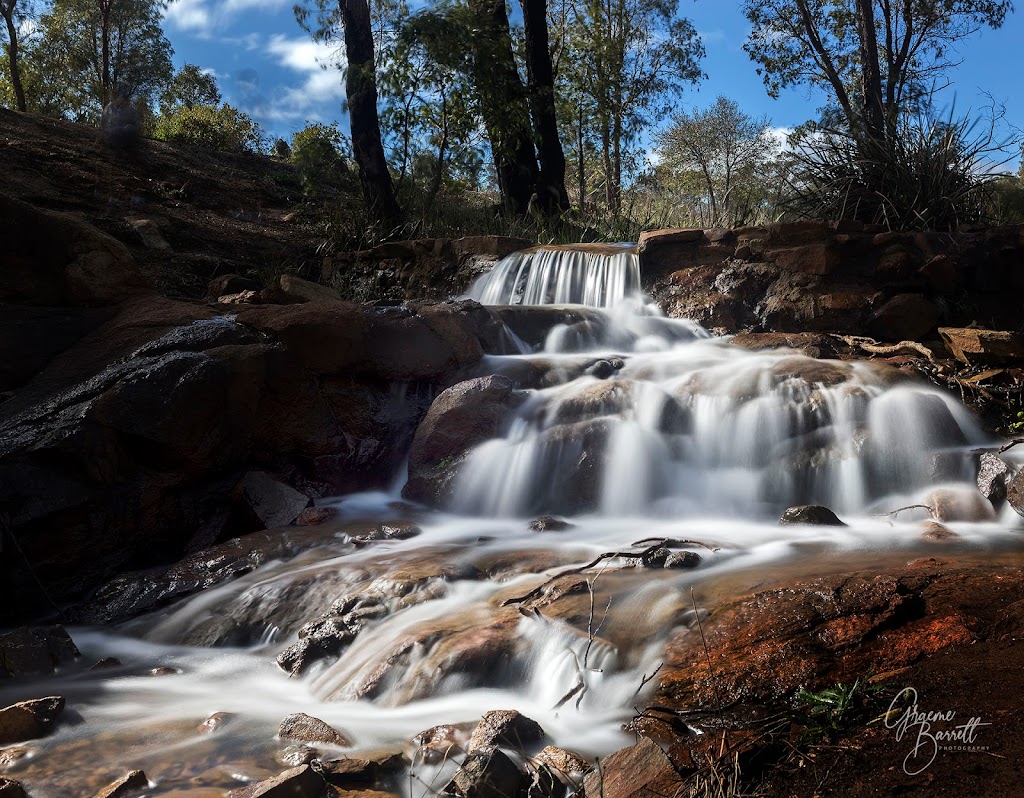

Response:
(767, 126), (795, 151)
(241, 35), (346, 123)
(164, 0), (292, 34)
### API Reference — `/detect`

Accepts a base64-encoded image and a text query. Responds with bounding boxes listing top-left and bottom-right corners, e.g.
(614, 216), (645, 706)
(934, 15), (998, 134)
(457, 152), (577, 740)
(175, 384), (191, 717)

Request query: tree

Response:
(560, 0), (704, 214)
(297, 0), (401, 228)
(657, 96), (781, 226)
(0, 0), (34, 111)
(154, 103), (263, 153)
(160, 64), (221, 115)
(743, 0), (1012, 146)
(28, 0), (173, 121)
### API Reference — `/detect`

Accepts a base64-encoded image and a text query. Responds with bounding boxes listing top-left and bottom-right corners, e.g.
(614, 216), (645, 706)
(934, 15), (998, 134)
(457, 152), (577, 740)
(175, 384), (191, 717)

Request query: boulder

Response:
(921, 486), (997, 522)
(0, 696), (65, 744)
(529, 516), (574, 533)
(128, 219), (171, 251)
(779, 505), (846, 526)
(446, 747), (527, 798)
(866, 294), (939, 341)
(277, 712), (351, 747)
(939, 327), (1024, 365)
(277, 274), (343, 304)
(581, 738), (682, 798)
(317, 752), (405, 788)
(468, 710), (546, 753)
(228, 765), (324, 798)
(1007, 469), (1024, 518)
(977, 453), (1013, 504)
(239, 471), (311, 528)
(0, 626), (79, 677)
(91, 770), (148, 798)
(921, 521), (958, 542)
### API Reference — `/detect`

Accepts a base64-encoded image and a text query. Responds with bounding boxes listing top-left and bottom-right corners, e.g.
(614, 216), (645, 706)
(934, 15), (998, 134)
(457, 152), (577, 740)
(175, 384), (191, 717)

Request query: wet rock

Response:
(529, 516), (574, 533)
(664, 551), (702, 569)
(0, 747), (31, 770)
(768, 357), (850, 387)
(446, 747), (527, 798)
(206, 273), (262, 300)
(779, 505), (846, 526)
(410, 723), (475, 764)
(468, 710), (545, 753)
(866, 294), (939, 341)
(581, 738), (682, 798)
(198, 712), (234, 735)
(404, 375), (521, 507)
(278, 713), (352, 747)
(240, 471), (311, 529)
(1007, 469), (1024, 518)
(0, 778), (26, 798)
(276, 595), (386, 676)
(552, 379), (633, 424)
(91, 770), (148, 798)
(921, 521), (958, 542)
(277, 274), (343, 304)
(939, 327), (1024, 365)
(350, 521), (421, 546)
(0, 696), (65, 744)
(317, 752), (405, 788)
(977, 452), (1013, 504)
(296, 506), (338, 526)
(228, 765), (324, 798)
(90, 657), (122, 670)
(276, 744), (318, 767)
(922, 486), (996, 522)
(0, 626), (79, 677)
(148, 667), (179, 676)
(534, 746), (591, 777)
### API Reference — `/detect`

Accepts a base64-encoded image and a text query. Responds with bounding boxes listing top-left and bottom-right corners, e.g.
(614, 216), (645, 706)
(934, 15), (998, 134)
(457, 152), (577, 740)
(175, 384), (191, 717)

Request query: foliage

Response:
(290, 121), (357, 197)
(154, 104), (264, 154)
(24, 0), (173, 122)
(159, 64), (221, 116)
(785, 106), (1012, 231)
(656, 96), (783, 227)
(795, 677), (885, 740)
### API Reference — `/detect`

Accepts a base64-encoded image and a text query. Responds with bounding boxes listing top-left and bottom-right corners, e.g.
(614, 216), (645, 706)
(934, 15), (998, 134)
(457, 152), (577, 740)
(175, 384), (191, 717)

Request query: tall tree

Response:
(0, 0), (30, 111)
(297, 0), (401, 228)
(521, 0), (569, 213)
(743, 0), (1012, 146)
(160, 63), (221, 115)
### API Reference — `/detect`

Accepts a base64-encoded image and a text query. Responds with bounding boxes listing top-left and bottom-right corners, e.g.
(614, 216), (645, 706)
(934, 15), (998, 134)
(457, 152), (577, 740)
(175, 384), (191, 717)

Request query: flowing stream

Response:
(3, 245), (1023, 796)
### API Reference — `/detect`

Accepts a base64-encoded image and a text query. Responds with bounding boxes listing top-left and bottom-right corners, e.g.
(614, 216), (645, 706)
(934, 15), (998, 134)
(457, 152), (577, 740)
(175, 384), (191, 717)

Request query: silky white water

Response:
(4, 244), (1022, 796)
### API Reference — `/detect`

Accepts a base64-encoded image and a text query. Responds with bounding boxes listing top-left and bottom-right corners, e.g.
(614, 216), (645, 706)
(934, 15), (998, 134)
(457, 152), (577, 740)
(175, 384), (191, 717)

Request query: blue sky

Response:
(163, 0), (1024, 164)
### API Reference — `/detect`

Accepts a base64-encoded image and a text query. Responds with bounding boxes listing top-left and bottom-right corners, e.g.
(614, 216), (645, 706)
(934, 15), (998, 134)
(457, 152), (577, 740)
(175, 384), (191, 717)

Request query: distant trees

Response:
(160, 64), (221, 115)
(0, 0), (32, 111)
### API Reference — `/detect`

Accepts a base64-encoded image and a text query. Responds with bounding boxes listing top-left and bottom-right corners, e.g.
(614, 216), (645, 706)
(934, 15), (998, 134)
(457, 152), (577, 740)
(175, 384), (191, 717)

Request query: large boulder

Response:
(0, 697), (65, 744)
(0, 626), (79, 676)
(939, 327), (1024, 365)
(581, 738), (682, 798)
(866, 293), (940, 341)
(404, 376), (521, 507)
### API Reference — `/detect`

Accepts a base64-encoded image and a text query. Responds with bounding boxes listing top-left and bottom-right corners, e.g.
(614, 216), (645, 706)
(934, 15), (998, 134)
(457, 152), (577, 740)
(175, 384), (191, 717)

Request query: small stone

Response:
(90, 657), (123, 670)
(198, 712), (234, 735)
(921, 522), (958, 542)
(410, 723), (474, 764)
(277, 713), (351, 747)
(779, 505), (846, 526)
(295, 506), (338, 526)
(529, 516), (574, 533)
(91, 769), (148, 798)
(0, 697), (65, 745)
(468, 710), (545, 753)
(149, 667), (179, 676)
(276, 744), (318, 767)
(0, 746), (31, 769)
(227, 765), (324, 798)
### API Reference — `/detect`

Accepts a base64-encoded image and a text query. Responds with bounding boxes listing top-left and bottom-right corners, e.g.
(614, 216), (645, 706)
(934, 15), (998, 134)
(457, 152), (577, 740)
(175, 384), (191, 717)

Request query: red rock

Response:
(277, 712), (351, 747)
(939, 327), (1024, 365)
(91, 770), (148, 798)
(0, 696), (65, 744)
(228, 765), (324, 798)
(770, 243), (840, 275)
(468, 710), (546, 753)
(582, 738), (682, 798)
(867, 294), (939, 341)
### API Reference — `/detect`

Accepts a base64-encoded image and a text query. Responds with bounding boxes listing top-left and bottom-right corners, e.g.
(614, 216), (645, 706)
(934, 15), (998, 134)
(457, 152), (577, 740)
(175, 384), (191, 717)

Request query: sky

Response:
(163, 0), (1024, 165)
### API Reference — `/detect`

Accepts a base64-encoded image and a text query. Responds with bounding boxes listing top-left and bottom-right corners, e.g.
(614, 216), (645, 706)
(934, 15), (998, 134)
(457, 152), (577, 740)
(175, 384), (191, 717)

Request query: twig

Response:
(633, 662), (664, 697)
(631, 536), (720, 552)
(873, 503), (936, 519)
(999, 438), (1023, 453)
(691, 587), (724, 712)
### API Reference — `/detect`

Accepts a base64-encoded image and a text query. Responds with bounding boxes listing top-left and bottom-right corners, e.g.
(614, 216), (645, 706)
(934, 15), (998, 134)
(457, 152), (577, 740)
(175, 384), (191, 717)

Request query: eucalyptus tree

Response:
(0, 0), (36, 111)
(159, 64), (221, 115)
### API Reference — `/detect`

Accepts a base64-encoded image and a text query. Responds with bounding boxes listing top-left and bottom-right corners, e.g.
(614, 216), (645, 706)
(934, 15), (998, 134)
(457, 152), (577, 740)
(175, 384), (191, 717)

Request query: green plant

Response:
(794, 677), (885, 740)
(155, 104), (264, 154)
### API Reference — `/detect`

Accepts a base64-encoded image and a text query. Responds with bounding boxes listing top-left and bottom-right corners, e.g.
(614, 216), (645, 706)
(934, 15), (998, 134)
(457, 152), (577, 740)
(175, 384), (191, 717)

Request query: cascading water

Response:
(5, 243), (1021, 797)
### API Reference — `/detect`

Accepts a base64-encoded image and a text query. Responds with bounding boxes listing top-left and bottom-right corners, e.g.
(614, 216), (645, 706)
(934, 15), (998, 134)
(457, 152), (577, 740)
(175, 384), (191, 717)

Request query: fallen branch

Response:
(501, 544), (664, 607)
(632, 536), (720, 552)
(874, 503), (936, 520)
(830, 334), (937, 362)
(1000, 438), (1024, 453)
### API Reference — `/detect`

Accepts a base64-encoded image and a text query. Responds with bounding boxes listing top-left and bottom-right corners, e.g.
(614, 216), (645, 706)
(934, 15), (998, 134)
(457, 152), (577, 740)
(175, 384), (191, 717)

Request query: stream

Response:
(2, 245), (1022, 797)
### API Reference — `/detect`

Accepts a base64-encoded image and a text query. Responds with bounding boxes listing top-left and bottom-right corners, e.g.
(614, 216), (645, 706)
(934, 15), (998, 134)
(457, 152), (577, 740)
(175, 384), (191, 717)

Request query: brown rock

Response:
(637, 228), (705, 253)
(581, 738), (682, 798)
(529, 516), (574, 533)
(239, 471), (311, 528)
(198, 711), (234, 734)
(867, 294), (939, 341)
(922, 486), (996, 522)
(468, 710), (546, 753)
(938, 327), (1024, 365)
(0, 626), (79, 677)
(0, 747), (31, 769)
(446, 747), (526, 798)
(91, 770), (148, 798)
(919, 254), (957, 294)
(317, 753), (405, 788)
(276, 744), (318, 767)
(295, 506), (338, 526)
(769, 243), (839, 275)
(1007, 469), (1024, 518)
(128, 219), (171, 251)
(228, 765), (324, 798)
(278, 274), (343, 304)
(277, 712), (352, 747)
(90, 657), (122, 670)
(534, 745), (591, 776)
(410, 723), (475, 764)
(206, 273), (262, 300)
(779, 505), (846, 526)
(0, 778), (25, 797)
(921, 521), (958, 542)
(0, 696), (65, 744)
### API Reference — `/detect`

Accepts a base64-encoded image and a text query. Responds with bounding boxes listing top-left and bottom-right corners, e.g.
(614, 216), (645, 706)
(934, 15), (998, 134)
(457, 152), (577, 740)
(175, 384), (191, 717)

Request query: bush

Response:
(290, 122), (356, 197)
(155, 104), (264, 154)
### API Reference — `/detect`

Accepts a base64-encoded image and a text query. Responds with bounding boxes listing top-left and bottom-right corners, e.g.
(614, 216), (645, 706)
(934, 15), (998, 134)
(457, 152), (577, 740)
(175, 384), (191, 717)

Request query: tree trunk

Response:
(855, 0), (885, 147)
(339, 0), (401, 228)
(2, 9), (25, 112)
(520, 0), (569, 214)
(467, 0), (538, 215)
(577, 94), (586, 213)
(101, 1), (112, 103)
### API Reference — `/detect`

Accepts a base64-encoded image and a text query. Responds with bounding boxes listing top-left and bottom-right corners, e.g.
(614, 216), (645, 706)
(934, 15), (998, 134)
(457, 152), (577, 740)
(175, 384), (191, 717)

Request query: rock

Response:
(404, 376), (519, 507)
(529, 516), (574, 533)
(317, 753), (405, 788)
(128, 219), (171, 251)
(149, 667), (179, 676)
(410, 723), (475, 764)
(198, 712), (233, 734)
(91, 770), (148, 798)
(534, 746), (590, 776)
(922, 486), (997, 522)
(921, 521), (958, 542)
(278, 274), (343, 304)
(939, 327), (1024, 365)
(0, 696), (65, 744)
(919, 254), (957, 294)
(468, 710), (545, 753)
(276, 744), (318, 767)
(240, 471), (311, 528)
(228, 765), (324, 798)
(206, 274), (262, 300)
(1004, 469), (1024, 518)
(779, 505), (846, 526)
(90, 657), (122, 670)
(217, 289), (260, 304)
(350, 521), (421, 545)
(446, 747), (527, 798)
(581, 738), (682, 798)
(0, 747), (31, 769)
(0, 779), (25, 797)
(866, 294), (939, 341)
(277, 712), (352, 747)
(770, 243), (839, 275)
(0, 626), (79, 677)
(296, 506), (338, 526)
(664, 551), (702, 569)
(978, 453), (1013, 506)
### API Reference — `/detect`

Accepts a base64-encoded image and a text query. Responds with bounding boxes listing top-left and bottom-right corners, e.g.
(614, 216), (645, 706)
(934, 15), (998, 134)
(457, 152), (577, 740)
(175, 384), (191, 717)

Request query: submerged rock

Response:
(778, 505), (846, 526)
(529, 516), (574, 533)
(91, 770), (148, 798)
(277, 713), (351, 748)
(410, 723), (475, 764)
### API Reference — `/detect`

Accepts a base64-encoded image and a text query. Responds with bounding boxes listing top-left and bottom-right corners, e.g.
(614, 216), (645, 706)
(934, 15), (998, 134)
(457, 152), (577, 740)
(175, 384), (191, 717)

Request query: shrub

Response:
(155, 104), (264, 154)
(290, 122), (356, 197)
